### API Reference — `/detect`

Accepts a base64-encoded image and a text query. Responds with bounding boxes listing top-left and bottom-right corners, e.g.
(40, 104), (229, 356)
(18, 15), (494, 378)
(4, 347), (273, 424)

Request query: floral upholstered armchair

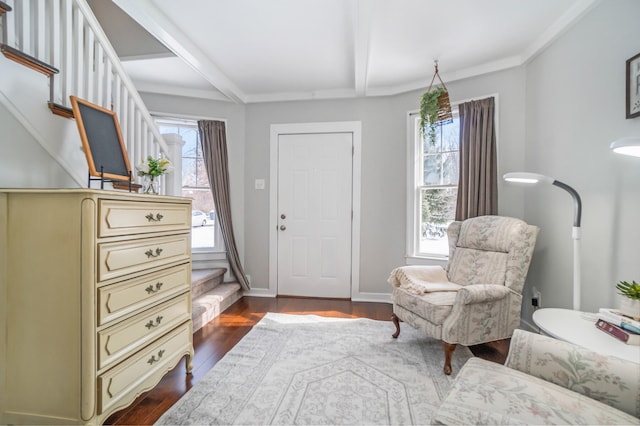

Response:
(388, 215), (539, 375)
(433, 329), (640, 424)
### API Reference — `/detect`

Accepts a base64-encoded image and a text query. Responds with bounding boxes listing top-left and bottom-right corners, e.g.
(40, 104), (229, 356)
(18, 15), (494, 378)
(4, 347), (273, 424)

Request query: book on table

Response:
(597, 308), (640, 334)
(595, 318), (640, 345)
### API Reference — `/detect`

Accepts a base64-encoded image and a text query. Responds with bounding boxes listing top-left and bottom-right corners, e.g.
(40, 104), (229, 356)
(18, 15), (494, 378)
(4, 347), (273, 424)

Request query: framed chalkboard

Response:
(70, 96), (132, 182)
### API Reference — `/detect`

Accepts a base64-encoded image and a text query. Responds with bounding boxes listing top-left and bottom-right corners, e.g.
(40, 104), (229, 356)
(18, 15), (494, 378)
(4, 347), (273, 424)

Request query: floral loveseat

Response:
(434, 329), (640, 425)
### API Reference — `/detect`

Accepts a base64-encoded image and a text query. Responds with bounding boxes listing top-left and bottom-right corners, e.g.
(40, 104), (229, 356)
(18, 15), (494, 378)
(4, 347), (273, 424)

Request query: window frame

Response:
(405, 106), (460, 264)
(154, 116), (225, 257)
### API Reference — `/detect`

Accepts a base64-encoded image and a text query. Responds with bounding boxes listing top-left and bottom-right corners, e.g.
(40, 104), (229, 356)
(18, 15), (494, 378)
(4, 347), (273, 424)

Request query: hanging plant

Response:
(420, 86), (447, 146)
(419, 61), (453, 146)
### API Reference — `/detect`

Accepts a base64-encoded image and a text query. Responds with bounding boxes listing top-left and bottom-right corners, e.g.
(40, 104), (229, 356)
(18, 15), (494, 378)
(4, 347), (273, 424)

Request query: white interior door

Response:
(276, 132), (353, 298)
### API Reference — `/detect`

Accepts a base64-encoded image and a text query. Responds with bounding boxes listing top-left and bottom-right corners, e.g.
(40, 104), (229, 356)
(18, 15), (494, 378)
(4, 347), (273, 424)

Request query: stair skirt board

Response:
(192, 283), (242, 332)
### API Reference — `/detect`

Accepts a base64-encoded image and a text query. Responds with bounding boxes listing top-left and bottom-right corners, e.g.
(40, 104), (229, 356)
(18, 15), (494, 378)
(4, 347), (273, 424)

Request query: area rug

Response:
(155, 313), (473, 425)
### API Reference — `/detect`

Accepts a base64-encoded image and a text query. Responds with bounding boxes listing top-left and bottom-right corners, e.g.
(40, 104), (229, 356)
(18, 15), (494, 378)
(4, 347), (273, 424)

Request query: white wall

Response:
(520, 0), (640, 320)
(0, 101), (78, 188)
(0, 57), (86, 189)
(243, 66), (527, 297)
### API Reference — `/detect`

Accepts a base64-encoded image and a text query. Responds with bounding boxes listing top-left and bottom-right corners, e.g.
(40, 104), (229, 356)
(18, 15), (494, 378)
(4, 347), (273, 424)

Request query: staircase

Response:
(0, 0), (171, 190)
(191, 268), (242, 332)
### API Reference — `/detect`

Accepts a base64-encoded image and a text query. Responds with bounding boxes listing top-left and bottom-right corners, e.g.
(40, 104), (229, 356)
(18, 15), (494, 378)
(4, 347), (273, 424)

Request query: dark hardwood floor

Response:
(106, 296), (509, 425)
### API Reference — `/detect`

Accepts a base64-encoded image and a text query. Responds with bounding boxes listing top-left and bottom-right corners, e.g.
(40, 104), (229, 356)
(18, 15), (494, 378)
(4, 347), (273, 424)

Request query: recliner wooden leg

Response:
(391, 313), (401, 338)
(443, 342), (457, 375)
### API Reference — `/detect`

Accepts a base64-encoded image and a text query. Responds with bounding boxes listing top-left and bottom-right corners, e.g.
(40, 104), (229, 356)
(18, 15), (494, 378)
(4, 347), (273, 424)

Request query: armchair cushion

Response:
(456, 215), (525, 252)
(447, 248), (508, 286)
(506, 329), (640, 418)
(392, 287), (455, 325)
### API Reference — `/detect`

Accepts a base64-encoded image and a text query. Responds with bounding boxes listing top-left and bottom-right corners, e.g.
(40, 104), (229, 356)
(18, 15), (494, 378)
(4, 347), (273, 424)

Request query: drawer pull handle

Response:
(145, 213), (164, 222)
(147, 349), (165, 365)
(145, 282), (164, 294)
(145, 248), (163, 258)
(145, 315), (164, 329)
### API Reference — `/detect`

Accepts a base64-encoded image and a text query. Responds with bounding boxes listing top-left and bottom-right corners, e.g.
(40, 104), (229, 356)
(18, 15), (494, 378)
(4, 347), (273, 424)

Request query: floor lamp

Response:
(503, 172), (582, 310)
(610, 136), (640, 157)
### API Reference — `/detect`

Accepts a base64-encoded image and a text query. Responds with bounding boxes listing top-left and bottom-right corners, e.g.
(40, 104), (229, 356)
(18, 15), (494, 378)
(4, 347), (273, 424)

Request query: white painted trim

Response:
(520, 0), (601, 64)
(352, 0), (372, 97)
(149, 110), (227, 123)
(113, 0), (245, 103)
(351, 292), (392, 304)
(110, 0), (597, 105)
(119, 52), (176, 62)
(242, 288), (276, 298)
(136, 81), (232, 103)
(269, 121), (362, 300)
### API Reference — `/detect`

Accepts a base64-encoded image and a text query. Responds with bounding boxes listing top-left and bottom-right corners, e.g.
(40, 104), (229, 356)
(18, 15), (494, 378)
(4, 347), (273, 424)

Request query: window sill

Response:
(405, 255), (448, 266)
(192, 250), (226, 261)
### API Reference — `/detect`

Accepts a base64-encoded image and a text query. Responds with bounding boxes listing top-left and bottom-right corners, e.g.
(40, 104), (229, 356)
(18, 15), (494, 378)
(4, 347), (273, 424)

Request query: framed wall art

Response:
(626, 52), (640, 119)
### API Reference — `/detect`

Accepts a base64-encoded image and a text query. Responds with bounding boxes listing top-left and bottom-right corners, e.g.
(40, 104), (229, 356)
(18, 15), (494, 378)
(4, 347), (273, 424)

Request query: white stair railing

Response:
(2, 0), (170, 191)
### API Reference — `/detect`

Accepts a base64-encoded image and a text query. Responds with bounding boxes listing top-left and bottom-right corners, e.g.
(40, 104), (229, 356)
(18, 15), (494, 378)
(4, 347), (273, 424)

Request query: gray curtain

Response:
(198, 120), (250, 291)
(455, 97), (498, 221)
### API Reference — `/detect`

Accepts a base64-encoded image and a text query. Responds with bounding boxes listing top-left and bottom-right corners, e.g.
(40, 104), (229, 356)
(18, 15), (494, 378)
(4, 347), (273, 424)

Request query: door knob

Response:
(280, 225), (286, 231)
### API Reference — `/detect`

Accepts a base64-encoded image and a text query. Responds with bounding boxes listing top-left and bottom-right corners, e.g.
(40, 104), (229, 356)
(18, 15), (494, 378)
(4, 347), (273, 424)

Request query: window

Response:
(408, 107), (459, 258)
(156, 118), (222, 252)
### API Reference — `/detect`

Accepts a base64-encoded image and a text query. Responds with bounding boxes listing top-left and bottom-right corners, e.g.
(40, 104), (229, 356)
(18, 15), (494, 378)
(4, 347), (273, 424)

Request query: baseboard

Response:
(242, 288), (276, 298)
(520, 317), (540, 332)
(351, 292), (392, 303)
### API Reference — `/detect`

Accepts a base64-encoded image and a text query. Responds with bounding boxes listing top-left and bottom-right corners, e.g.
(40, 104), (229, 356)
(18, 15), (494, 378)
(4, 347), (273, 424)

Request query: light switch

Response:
(255, 179), (265, 190)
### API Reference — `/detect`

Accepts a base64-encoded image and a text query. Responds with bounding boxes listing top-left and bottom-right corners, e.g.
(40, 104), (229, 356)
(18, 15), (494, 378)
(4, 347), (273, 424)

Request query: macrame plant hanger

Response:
(426, 60), (453, 124)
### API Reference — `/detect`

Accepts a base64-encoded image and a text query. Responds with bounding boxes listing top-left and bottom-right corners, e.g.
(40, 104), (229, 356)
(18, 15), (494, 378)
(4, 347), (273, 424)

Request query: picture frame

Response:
(70, 96), (132, 182)
(626, 52), (640, 119)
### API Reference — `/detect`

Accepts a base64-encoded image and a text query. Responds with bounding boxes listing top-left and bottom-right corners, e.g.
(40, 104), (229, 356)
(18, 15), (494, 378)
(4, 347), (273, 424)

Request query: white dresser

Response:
(0, 189), (194, 425)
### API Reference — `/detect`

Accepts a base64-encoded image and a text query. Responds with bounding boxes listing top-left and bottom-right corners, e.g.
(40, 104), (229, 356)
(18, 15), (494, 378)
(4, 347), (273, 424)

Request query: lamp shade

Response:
(610, 137), (640, 157)
(503, 172), (554, 185)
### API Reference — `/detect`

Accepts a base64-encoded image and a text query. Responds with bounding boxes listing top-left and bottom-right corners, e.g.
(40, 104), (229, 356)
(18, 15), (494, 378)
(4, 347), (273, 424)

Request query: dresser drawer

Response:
(98, 264), (190, 326)
(98, 199), (190, 238)
(98, 323), (192, 414)
(98, 292), (191, 370)
(98, 234), (190, 282)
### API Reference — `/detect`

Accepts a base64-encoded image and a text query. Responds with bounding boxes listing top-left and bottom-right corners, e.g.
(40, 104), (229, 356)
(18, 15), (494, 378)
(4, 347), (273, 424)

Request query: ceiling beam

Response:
(352, 0), (372, 97)
(112, 0), (246, 104)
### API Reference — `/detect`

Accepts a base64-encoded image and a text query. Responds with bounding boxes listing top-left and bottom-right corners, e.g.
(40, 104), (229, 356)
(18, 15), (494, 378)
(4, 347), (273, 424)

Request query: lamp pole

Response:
(551, 179), (582, 311)
(503, 173), (582, 310)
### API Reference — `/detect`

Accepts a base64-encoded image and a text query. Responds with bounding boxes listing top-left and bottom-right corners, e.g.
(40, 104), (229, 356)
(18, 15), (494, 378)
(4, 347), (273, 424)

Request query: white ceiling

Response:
(94, 0), (599, 104)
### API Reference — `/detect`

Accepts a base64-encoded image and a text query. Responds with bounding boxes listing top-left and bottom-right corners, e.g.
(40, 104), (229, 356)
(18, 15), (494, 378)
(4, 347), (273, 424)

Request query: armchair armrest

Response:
(455, 284), (512, 304)
(506, 329), (640, 418)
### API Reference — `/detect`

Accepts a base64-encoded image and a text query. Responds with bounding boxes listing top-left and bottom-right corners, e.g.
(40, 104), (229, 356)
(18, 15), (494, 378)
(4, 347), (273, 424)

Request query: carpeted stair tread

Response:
(192, 282), (242, 332)
(191, 268), (226, 299)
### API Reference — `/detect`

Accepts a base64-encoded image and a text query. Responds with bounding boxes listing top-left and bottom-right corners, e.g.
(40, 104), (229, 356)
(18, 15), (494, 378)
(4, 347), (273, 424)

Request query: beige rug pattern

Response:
(155, 313), (472, 425)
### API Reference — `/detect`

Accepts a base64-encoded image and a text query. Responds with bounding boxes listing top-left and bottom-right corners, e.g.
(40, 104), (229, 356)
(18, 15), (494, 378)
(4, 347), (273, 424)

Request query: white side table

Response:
(532, 308), (640, 364)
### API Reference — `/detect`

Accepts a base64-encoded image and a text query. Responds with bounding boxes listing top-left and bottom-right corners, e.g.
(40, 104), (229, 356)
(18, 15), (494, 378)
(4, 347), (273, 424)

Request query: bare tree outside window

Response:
(417, 109), (459, 256)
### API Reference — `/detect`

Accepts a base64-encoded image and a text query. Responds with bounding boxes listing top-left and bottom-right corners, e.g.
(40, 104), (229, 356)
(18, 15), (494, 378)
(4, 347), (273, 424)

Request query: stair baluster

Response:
(0, 0), (171, 192)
